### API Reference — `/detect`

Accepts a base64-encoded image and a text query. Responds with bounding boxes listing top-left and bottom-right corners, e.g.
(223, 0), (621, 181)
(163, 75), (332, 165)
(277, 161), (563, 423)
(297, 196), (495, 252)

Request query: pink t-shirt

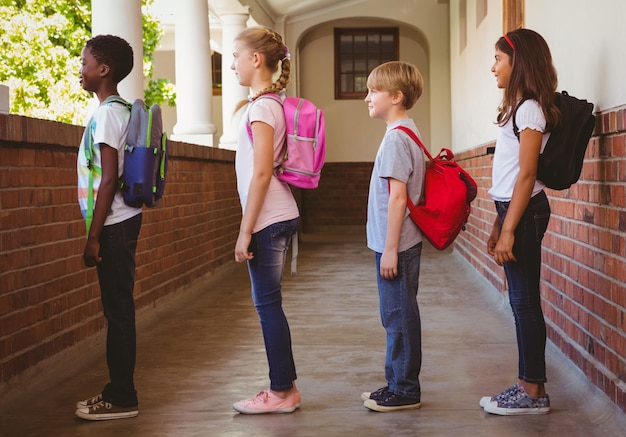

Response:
(235, 96), (299, 233)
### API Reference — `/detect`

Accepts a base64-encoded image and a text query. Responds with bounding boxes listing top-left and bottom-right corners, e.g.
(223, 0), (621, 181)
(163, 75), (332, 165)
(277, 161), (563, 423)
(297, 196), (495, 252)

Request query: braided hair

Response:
(234, 26), (291, 102)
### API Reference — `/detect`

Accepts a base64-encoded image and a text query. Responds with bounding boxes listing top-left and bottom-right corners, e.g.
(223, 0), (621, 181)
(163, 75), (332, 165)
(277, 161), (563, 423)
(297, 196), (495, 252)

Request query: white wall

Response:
(450, 0), (626, 152)
(525, 0), (626, 112)
(298, 19), (431, 162)
(284, 0), (450, 162)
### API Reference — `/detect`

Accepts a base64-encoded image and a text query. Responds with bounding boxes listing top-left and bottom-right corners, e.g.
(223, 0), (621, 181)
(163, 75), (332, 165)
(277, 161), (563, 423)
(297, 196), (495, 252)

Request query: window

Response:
(212, 52), (222, 96)
(334, 27), (399, 99)
(503, 0), (524, 33)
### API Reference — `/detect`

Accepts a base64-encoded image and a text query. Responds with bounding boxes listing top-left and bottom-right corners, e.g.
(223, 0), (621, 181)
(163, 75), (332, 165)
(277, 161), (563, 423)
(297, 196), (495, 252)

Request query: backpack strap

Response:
(389, 125), (432, 213)
(394, 125), (433, 161)
(245, 93), (283, 139)
(245, 93), (286, 169)
(511, 98), (530, 140)
(83, 95), (131, 234)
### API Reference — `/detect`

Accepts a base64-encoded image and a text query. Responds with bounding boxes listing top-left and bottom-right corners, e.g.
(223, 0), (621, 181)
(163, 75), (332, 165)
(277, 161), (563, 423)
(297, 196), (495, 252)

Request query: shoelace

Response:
(90, 401), (112, 411)
(249, 391), (270, 405)
(84, 394), (102, 406)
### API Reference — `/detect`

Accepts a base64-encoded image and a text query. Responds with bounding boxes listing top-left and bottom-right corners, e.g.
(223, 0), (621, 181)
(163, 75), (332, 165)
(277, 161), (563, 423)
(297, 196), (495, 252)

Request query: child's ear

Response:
(391, 91), (405, 105)
(252, 52), (263, 68)
(99, 63), (111, 78)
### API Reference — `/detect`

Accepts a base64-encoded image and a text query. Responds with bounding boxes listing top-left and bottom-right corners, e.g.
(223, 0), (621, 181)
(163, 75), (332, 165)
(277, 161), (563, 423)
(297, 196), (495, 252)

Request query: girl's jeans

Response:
(96, 213), (142, 407)
(495, 190), (551, 384)
(375, 242), (422, 400)
(247, 218), (299, 391)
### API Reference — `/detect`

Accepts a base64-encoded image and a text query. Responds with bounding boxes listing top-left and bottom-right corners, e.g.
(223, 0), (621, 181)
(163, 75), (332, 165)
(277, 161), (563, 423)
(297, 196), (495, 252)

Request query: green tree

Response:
(0, 0), (174, 125)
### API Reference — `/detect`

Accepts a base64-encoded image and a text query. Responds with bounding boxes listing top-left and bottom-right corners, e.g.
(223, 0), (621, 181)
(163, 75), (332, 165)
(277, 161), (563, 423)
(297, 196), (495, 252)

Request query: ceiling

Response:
(151, 0), (361, 27)
(240, 0), (353, 20)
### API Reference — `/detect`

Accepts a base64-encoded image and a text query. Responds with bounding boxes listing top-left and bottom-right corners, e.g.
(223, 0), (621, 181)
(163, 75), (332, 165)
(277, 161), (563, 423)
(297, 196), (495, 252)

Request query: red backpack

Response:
(394, 125), (477, 250)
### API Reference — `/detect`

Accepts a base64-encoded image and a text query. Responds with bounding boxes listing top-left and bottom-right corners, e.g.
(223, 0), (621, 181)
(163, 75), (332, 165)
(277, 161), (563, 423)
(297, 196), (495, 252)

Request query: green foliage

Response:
(0, 0), (175, 124)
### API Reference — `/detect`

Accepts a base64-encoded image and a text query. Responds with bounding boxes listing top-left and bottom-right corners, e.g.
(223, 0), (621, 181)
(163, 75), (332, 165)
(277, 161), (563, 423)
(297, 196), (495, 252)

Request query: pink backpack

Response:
(248, 93), (326, 189)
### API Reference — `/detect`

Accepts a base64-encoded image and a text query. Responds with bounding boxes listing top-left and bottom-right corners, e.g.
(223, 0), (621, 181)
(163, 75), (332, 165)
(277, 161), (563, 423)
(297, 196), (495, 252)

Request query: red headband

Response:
(504, 34), (515, 50)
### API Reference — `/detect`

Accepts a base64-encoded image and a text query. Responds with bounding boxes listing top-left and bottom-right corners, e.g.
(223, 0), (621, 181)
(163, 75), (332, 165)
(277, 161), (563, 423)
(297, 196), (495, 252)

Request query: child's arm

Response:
(83, 144), (118, 267)
(234, 121), (275, 262)
(381, 177), (407, 280)
(493, 128), (542, 266)
(488, 215), (501, 257)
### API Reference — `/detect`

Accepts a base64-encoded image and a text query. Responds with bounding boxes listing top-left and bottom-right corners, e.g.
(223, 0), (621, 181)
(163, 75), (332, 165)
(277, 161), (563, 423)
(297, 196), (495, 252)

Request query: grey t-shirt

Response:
(366, 119), (425, 253)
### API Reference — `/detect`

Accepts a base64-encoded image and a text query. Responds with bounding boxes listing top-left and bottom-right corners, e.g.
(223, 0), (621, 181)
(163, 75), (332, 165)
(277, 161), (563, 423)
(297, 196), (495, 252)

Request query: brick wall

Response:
(455, 108), (626, 413)
(0, 114), (241, 385)
(300, 162), (373, 231)
(2, 111), (625, 414)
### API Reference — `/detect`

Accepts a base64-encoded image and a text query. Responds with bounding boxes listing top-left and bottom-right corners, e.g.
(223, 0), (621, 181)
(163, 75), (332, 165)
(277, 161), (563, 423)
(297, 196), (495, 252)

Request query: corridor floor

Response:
(1, 232), (626, 436)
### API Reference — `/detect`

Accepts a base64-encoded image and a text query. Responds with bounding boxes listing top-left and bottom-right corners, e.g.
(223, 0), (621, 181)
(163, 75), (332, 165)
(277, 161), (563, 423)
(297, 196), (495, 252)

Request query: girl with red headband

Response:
(481, 28), (560, 416)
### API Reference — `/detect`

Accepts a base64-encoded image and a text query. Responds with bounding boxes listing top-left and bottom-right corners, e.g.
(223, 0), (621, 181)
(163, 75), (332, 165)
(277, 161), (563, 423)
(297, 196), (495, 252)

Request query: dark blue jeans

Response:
(96, 213), (142, 407)
(375, 242), (422, 400)
(247, 218), (299, 391)
(495, 191), (550, 384)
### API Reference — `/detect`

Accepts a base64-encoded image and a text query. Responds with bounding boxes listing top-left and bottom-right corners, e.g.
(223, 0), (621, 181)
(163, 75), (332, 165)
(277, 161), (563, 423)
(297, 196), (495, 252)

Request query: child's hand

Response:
(493, 230), (516, 266)
(380, 250), (398, 280)
(83, 237), (101, 267)
(487, 228), (499, 257)
(234, 231), (253, 262)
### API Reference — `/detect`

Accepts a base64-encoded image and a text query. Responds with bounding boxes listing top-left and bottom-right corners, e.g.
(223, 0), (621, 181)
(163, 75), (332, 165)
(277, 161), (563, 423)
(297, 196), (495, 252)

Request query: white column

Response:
(91, 0), (143, 101)
(0, 84), (8, 114)
(171, 0), (216, 146)
(218, 13), (249, 150)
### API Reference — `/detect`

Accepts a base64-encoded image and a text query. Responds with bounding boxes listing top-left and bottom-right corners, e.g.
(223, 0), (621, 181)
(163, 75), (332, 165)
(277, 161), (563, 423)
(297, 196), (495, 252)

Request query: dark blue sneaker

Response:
(363, 391), (421, 412)
(361, 386), (390, 402)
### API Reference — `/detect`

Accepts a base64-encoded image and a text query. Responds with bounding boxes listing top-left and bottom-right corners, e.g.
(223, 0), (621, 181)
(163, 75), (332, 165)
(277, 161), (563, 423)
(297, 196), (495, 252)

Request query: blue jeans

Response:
(375, 242), (422, 400)
(96, 213), (142, 407)
(247, 218), (299, 391)
(495, 190), (550, 384)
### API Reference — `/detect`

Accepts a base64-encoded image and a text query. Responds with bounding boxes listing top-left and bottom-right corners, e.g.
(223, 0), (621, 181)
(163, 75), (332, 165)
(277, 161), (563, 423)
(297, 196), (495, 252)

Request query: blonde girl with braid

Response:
(231, 26), (301, 414)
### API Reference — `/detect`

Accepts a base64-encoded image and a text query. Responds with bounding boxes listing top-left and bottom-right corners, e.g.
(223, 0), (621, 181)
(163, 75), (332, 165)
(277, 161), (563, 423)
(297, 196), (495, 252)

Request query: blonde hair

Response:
(235, 26), (290, 105)
(367, 61), (423, 110)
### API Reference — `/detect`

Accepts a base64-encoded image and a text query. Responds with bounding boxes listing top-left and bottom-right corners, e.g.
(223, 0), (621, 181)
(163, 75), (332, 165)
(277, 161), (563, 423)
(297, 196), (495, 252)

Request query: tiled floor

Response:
(1, 232), (625, 436)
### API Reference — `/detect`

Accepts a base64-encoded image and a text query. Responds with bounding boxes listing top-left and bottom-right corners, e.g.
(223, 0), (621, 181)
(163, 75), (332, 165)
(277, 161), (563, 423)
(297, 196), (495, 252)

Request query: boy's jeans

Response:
(247, 218), (299, 391)
(495, 190), (551, 383)
(96, 213), (142, 407)
(375, 242), (422, 400)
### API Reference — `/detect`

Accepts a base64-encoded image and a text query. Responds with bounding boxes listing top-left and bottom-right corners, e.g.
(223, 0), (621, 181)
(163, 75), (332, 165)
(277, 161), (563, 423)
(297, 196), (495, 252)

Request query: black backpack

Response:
(513, 91), (595, 190)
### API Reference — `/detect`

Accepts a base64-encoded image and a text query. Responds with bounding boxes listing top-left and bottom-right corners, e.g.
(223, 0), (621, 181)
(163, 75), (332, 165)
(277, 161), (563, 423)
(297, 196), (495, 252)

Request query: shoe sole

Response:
(363, 399), (421, 412)
(479, 396), (494, 408)
(483, 403), (550, 416)
(75, 409), (139, 421)
(361, 392), (371, 402)
(232, 403), (301, 414)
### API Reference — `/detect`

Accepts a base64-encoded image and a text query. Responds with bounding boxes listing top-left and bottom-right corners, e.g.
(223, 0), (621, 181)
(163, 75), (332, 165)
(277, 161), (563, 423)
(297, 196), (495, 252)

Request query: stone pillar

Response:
(218, 13), (249, 150)
(171, 0), (216, 146)
(91, 0), (143, 101)
(0, 84), (8, 114)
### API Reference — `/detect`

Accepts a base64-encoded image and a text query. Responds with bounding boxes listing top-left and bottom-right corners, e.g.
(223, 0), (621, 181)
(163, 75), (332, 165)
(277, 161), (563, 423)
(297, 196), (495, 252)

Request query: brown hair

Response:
(234, 27), (291, 112)
(495, 28), (560, 130)
(366, 61), (423, 110)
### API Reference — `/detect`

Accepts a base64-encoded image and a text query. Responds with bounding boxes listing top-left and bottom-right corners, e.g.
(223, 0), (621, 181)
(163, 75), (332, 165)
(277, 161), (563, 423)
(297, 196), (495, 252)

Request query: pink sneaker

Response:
(233, 389), (301, 414)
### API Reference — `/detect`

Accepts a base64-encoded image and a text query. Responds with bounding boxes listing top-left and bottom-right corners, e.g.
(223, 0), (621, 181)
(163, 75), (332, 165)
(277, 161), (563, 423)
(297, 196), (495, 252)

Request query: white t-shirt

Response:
(235, 96), (299, 233)
(488, 99), (550, 202)
(77, 100), (142, 226)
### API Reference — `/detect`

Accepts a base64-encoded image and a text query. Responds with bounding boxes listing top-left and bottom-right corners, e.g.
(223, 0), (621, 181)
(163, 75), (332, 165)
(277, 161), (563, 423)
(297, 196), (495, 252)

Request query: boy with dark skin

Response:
(75, 34), (142, 421)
